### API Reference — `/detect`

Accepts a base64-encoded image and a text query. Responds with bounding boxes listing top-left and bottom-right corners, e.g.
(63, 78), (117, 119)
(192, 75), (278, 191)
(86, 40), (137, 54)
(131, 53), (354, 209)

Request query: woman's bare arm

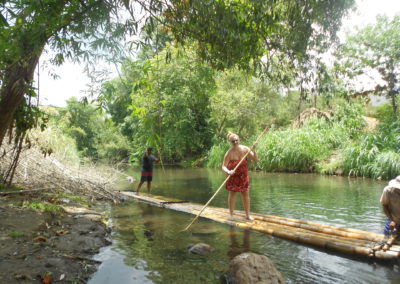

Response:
(222, 150), (234, 174)
(245, 146), (258, 161)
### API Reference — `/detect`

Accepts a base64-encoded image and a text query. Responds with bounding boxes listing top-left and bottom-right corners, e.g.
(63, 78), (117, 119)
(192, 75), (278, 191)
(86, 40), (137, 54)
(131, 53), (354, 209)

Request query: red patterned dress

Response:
(226, 159), (250, 192)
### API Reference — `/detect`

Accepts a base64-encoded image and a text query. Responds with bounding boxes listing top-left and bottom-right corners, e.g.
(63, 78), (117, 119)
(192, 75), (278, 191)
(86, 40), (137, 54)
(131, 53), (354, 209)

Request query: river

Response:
(89, 168), (400, 284)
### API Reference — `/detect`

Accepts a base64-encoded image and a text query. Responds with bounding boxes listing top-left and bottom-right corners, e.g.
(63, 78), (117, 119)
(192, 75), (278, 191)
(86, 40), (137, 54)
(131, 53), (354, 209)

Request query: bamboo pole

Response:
(156, 146), (166, 174)
(182, 125), (270, 232)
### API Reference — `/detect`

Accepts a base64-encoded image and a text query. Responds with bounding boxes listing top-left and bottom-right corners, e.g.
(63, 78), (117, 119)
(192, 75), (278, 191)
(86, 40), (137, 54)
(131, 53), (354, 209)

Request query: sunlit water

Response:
(89, 168), (400, 284)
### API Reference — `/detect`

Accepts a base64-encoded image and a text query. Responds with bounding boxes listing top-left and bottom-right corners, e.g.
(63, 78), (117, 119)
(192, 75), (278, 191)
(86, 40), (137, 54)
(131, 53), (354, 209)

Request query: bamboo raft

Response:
(121, 192), (400, 260)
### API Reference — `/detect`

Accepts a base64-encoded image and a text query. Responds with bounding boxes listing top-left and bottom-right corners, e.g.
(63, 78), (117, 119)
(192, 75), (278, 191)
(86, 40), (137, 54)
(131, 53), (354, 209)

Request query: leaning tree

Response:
(0, 0), (355, 150)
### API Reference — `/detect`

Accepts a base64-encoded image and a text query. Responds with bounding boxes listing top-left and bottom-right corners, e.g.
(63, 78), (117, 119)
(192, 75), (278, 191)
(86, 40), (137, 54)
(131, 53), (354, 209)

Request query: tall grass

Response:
(206, 142), (230, 168)
(342, 120), (400, 179)
(256, 121), (341, 172)
(206, 103), (400, 179)
(207, 118), (351, 172)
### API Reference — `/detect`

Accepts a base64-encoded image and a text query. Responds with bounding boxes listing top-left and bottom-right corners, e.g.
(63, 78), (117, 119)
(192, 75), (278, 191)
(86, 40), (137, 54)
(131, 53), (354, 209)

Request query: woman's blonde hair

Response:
(227, 132), (239, 142)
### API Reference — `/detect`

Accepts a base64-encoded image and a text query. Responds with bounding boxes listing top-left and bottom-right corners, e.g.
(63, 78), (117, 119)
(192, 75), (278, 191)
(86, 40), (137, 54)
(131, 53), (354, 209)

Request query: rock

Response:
(226, 252), (285, 284)
(187, 243), (214, 255)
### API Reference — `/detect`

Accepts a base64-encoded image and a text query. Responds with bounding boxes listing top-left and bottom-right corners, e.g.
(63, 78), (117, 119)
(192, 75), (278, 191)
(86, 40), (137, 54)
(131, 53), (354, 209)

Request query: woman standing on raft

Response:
(222, 132), (258, 220)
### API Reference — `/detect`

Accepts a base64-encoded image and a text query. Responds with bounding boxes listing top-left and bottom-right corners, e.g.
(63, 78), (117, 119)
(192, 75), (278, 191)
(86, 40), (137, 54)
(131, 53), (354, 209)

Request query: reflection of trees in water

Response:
(112, 202), (234, 283)
(140, 203), (156, 241)
(227, 227), (251, 259)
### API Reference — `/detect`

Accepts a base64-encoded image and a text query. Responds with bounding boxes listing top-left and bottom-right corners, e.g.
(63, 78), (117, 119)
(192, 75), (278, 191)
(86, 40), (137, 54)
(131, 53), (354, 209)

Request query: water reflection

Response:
(227, 227), (251, 259)
(138, 203), (156, 242)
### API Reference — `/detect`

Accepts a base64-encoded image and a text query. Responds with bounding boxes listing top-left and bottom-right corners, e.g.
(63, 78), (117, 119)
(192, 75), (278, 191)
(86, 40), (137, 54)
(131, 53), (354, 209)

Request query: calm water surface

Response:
(89, 168), (400, 284)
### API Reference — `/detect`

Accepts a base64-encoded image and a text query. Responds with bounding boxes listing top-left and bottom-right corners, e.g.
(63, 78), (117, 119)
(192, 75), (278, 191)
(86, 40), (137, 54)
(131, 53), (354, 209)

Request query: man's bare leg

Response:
(147, 181), (152, 193)
(136, 182), (144, 194)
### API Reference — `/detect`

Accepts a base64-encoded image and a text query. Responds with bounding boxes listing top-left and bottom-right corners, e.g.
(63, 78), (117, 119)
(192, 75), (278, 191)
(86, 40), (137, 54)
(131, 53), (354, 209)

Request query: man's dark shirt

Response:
(142, 154), (157, 172)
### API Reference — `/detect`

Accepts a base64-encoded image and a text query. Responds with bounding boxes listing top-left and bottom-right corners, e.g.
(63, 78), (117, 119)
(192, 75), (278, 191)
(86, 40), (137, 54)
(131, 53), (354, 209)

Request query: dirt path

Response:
(0, 193), (111, 283)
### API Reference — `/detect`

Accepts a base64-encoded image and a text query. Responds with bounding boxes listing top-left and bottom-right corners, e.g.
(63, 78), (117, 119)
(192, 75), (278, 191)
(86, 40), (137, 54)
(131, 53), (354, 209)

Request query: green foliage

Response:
(331, 102), (366, 138)
(205, 142), (230, 168)
(163, 0), (355, 70)
(50, 98), (131, 162)
(316, 154), (343, 175)
(22, 201), (61, 213)
(257, 125), (332, 172)
(375, 103), (398, 125)
(9, 231), (25, 238)
(0, 183), (23, 192)
(48, 192), (90, 206)
(0, 0), (151, 150)
(105, 46), (217, 162)
(206, 120), (336, 172)
(29, 121), (80, 165)
(206, 102), (366, 173)
(210, 69), (293, 139)
(0, 0), (146, 69)
(342, 119), (400, 179)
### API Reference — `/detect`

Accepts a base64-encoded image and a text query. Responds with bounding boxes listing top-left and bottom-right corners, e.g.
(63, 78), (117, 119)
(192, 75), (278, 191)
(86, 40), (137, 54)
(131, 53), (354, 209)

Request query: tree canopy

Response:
(0, 0), (356, 148)
(335, 15), (400, 115)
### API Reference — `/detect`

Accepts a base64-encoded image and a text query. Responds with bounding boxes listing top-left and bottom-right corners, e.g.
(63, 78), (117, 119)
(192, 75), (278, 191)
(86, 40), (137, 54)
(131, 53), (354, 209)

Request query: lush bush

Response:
(330, 102), (366, 139)
(45, 99), (132, 163)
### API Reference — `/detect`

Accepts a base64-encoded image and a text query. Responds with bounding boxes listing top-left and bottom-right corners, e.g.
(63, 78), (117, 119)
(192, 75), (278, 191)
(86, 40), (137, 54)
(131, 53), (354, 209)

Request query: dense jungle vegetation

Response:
(1, 0), (399, 184)
(41, 14), (400, 180)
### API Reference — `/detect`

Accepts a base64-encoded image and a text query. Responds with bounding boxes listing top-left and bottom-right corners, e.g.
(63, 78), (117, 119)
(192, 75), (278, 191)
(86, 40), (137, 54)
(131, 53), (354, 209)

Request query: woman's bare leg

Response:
(228, 191), (237, 217)
(241, 191), (253, 220)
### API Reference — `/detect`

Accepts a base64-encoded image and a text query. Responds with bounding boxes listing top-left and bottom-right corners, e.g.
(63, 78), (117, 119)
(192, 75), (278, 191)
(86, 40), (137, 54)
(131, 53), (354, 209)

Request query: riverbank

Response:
(0, 190), (111, 283)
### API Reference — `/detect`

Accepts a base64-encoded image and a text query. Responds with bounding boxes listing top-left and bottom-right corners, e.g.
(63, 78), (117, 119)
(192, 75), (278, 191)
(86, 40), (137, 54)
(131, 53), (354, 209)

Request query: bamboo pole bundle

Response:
(204, 207), (383, 242)
(122, 192), (400, 260)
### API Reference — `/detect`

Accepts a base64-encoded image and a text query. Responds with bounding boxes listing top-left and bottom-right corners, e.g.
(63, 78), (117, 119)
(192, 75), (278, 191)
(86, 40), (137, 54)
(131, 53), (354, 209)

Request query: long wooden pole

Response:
(182, 125), (271, 231)
(157, 146), (166, 173)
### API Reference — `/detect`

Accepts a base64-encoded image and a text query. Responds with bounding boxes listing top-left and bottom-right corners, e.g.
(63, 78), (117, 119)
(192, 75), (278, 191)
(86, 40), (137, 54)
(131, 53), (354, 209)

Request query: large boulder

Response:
(226, 252), (285, 284)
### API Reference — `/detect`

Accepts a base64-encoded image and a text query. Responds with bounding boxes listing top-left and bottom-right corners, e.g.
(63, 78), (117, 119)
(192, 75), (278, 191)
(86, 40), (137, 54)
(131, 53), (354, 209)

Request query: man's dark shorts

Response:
(384, 219), (400, 236)
(141, 172), (153, 182)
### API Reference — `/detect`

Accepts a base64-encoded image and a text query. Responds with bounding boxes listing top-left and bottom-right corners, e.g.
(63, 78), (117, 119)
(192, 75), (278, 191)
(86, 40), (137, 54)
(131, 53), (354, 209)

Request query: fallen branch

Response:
(0, 189), (44, 195)
(61, 254), (102, 264)
(0, 135), (124, 202)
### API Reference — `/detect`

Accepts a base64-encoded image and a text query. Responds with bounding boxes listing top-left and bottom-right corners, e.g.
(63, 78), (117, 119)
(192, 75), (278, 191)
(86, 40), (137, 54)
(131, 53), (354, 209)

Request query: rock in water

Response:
(187, 243), (214, 255)
(227, 252), (285, 284)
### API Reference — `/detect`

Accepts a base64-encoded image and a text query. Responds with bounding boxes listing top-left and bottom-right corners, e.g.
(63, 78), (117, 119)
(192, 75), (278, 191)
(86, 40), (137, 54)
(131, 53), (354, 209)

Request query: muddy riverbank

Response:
(0, 191), (111, 283)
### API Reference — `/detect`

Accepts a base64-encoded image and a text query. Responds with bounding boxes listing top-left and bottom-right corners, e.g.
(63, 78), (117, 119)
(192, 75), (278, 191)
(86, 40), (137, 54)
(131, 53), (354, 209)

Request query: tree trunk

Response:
(0, 54), (41, 147)
(390, 90), (398, 116)
(386, 63), (397, 117)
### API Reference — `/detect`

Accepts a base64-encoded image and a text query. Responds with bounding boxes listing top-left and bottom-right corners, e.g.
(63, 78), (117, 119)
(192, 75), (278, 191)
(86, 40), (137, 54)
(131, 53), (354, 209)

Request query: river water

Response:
(89, 168), (400, 284)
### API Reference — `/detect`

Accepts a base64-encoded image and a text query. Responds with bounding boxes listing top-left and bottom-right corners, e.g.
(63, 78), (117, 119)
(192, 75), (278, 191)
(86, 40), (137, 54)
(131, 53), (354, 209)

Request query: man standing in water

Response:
(222, 132), (258, 220)
(136, 147), (160, 194)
